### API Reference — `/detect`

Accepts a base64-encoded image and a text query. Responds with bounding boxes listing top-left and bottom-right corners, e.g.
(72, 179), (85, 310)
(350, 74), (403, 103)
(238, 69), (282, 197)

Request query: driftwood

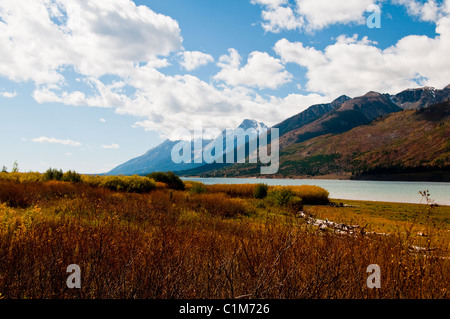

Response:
(298, 211), (363, 235)
(298, 211), (448, 259)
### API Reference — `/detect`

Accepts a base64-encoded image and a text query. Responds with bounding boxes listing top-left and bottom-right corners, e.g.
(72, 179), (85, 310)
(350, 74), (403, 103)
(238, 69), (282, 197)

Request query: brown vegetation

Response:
(0, 174), (448, 299)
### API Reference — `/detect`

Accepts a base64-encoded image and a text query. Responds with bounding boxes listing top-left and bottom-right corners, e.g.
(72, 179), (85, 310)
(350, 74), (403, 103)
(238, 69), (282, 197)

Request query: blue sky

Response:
(0, 0), (449, 173)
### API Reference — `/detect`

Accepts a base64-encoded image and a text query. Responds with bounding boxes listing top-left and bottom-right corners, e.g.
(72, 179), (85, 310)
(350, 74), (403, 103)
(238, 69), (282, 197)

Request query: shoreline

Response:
(182, 177), (450, 206)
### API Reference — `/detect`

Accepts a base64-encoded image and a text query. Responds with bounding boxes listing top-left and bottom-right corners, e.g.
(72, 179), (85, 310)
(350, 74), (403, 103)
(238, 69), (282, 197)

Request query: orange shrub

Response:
(0, 180), (448, 299)
(187, 193), (254, 218)
(206, 184), (257, 198)
(273, 185), (329, 205)
(155, 182), (168, 189)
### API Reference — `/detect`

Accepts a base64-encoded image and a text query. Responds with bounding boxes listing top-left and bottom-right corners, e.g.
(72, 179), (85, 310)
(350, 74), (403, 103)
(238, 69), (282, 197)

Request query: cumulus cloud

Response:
(0, 0), (182, 84)
(296, 0), (379, 30)
(1, 1), (317, 135)
(253, 0), (450, 32)
(274, 13), (450, 97)
(275, 38), (327, 67)
(3, 0), (449, 142)
(252, 0), (380, 32)
(260, 5), (304, 33)
(32, 137), (82, 147)
(101, 143), (120, 149)
(393, 0), (444, 22)
(214, 49), (293, 90)
(0, 91), (17, 98)
(179, 51), (214, 71)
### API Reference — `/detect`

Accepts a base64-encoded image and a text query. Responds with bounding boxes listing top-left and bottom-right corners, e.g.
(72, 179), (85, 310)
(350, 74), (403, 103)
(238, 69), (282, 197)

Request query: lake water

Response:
(182, 177), (450, 206)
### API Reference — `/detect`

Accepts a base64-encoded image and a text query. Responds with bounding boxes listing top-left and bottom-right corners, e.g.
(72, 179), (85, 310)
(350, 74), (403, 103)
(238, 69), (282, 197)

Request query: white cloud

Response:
(214, 49), (293, 90)
(0, 91), (17, 98)
(3, 0), (449, 144)
(274, 13), (450, 97)
(252, 0), (380, 32)
(179, 51), (214, 71)
(260, 6), (304, 32)
(32, 137), (82, 147)
(251, 0), (289, 9)
(275, 38), (327, 67)
(392, 0), (444, 22)
(100, 118), (106, 123)
(0, 0), (182, 84)
(101, 143), (120, 149)
(41, 61), (322, 136)
(0, 0), (318, 138)
(253, 0), (450, 32)
(296, 0), (378, 30)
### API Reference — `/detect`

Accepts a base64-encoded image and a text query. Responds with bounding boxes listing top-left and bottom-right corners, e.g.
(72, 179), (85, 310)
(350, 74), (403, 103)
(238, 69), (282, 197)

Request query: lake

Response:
(182, 177), (450, 206)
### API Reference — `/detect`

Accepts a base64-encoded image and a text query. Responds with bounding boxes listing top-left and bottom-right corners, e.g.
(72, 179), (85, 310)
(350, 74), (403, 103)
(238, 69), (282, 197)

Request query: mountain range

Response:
(107, 119), (267, 176)
(107, 85), (450, 181)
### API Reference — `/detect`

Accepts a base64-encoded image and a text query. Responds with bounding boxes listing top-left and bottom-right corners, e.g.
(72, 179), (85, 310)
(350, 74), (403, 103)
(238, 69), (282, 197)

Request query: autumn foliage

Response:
(0, 173), (448, 299)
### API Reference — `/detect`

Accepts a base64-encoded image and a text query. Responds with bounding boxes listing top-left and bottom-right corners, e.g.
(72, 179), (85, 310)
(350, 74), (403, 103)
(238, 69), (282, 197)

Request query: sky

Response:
(0, 0), (449, 174)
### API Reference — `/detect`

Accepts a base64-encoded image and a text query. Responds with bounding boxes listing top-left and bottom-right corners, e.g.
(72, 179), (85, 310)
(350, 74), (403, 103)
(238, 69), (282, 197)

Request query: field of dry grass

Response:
(0, 173), (448, 299)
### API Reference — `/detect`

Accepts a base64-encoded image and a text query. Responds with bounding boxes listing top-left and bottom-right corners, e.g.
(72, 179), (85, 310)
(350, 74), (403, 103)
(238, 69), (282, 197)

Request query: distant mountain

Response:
(202, 101), (450, 181)
(274, 95), (350, 137)
(279, 100), (450, 179)
(181, 85), (450, 180)
(204, 119), (268, 158)
(279, 91), (402, 147)
(392, 85), (450, 110)
(107, 139), (210, 176)
(107, 119), (267, 175)
(108, 84), (450, 180)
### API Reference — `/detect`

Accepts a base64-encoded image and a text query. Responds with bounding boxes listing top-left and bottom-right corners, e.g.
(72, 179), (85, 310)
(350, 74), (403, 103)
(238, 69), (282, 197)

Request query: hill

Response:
(274, 95), (350, 137)
(279, 91), (402, 147)
(200, 101), (450, 181)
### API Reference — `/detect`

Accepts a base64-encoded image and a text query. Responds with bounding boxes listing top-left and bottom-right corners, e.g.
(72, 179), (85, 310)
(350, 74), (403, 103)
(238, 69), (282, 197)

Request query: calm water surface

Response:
(182, 177), (450, 206)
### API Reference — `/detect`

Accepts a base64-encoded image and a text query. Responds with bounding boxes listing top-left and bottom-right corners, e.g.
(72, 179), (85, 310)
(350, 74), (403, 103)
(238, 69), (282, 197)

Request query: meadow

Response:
(0, 172), (448, 299)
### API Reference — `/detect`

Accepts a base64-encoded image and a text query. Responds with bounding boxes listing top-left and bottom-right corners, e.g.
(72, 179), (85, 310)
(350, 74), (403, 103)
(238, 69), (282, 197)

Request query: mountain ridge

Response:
(200, 101), (450, 181)
(108, 84), (450, 178)
(107, 119), (268, 175)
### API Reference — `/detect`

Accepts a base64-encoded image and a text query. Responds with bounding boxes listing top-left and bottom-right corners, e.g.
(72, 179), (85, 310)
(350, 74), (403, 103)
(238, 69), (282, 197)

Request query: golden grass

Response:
(0, 176), (448, 299)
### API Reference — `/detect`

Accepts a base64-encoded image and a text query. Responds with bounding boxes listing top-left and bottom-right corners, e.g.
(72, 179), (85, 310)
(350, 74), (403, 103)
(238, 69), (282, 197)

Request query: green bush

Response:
(99, 175), (156, 193)
(268, 187), (294, 207)
(294, 185), (329, 205)
(188, 182), (208, 194)
(288, 196), (303, 212)
(266, 187), (303, 212)
(44, 168), (64, 181)
(271, 185), (329, 205)
(80, 175), (102, 187)
(100, 176), (126, 192)
(122, 175), (156, 193)
(147, 172), (185, 191)
(62, 170), (82, 183)
(19, 172), (43, 183)
(253, 183), (268, 199)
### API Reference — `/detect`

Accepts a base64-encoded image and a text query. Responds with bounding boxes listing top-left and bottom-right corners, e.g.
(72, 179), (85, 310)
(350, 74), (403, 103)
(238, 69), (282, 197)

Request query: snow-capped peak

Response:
(238, 119), (268, 131)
